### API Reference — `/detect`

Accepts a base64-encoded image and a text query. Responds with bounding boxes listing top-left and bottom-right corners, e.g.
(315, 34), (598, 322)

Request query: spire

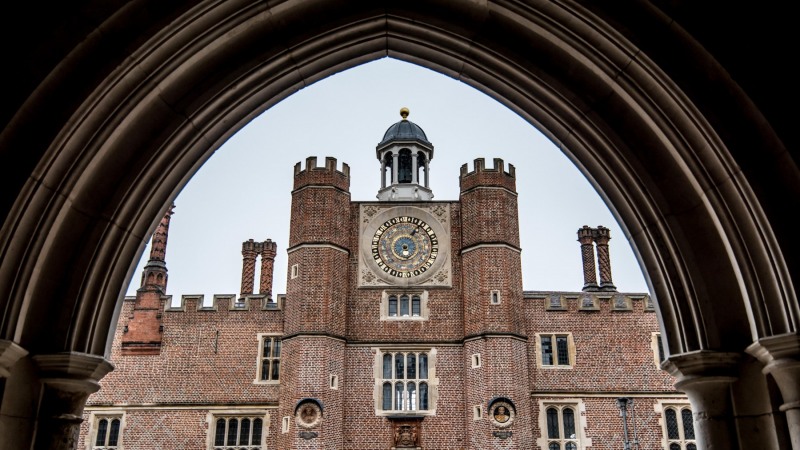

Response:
(140, 204), (174, 292)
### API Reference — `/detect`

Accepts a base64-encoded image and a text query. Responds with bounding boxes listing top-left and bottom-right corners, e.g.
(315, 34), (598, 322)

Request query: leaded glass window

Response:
(93, 416), (121, 449)
(540, 334), (572, 367)
(544, 404), (580, 449)
(663, 405), (696, 450)
(212, 415), (264, 449)
(379, 350), (431, 412)
(259, 336), (281, 382)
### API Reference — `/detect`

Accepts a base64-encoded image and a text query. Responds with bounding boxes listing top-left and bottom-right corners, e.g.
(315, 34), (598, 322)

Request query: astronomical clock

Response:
(358, 204), (451, 288)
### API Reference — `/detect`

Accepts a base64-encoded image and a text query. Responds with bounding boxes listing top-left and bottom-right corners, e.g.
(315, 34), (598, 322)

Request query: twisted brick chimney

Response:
(240, 239), (278, 298)
(259, 239), (277, 296)
(577, 225), (616, 292)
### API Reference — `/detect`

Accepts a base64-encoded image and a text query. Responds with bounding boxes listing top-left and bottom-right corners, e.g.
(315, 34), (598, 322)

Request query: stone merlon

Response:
(293, 156), (350, 191)
(459, 158), (517, 193)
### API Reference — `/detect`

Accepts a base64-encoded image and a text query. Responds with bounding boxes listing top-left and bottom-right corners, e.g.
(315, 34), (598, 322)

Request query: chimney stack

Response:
(577, 225), (599, 291)
(577, 225), (616, 292)
(240, 239), (260, 295)
(259, 240), (278, 297)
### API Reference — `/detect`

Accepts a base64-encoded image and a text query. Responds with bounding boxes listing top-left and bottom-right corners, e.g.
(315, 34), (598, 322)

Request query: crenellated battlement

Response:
(459, 157), (517, 193)
(293, 156), (350, 191)
(159, 293), (286, 312)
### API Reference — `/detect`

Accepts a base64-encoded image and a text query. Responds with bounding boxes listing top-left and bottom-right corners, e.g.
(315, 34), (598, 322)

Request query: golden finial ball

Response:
(400, 107), (410, 120)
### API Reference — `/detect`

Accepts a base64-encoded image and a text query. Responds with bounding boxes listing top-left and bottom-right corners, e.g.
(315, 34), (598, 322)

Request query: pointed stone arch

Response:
(0, 2), (796, 448)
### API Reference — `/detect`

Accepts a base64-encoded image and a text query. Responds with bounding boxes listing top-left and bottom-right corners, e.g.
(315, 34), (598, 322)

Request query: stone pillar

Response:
(0, 340), (28, 399)
(747, 333), (800, 449)
(0, 352), (113, 450)
(663, 350), (740, 450)
(577, 226), (598, 291)
(392, 152), (399, 185)
(380, 160), (386, 188)
(593, 226), (616, 291)
(240, 239), (259, 295)
(259, 239), (278, 296)
(411, 150), (418, 184)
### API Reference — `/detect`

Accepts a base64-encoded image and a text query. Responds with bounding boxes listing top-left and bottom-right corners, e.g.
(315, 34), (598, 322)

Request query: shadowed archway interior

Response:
(0, 2), (797, 449)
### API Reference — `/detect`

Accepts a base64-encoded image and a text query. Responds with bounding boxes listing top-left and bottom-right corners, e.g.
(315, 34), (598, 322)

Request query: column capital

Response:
(747, 333), (800, 411)
(662, 349), (741, 385)
(0, 340), (28, 378)
(32, 352), (114, 394)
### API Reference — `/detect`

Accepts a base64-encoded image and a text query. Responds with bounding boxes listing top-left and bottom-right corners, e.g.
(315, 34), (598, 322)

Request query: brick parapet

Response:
(293, 156), (350, 192)
(459, 158), (516, 193)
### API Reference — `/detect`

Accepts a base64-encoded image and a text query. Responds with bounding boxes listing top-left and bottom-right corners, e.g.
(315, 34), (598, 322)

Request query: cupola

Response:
(376, 108), (434, 201)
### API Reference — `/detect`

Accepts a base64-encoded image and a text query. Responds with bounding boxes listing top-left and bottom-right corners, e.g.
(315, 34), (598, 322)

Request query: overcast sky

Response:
(126, 58), (648, 300)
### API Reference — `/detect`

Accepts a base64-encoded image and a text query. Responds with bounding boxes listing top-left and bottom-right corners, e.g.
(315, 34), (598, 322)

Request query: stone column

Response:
(240, 239), (259, 295)
(663, 350), (740, 450)
(411, 150), (418, 184)
(577, 226), (598, 291)
(747, 333), (800, 449)
(0, 352), (113, 450)
(593, 226), (616, 291)
(380, 160), (386, 188)
(424, 160), (429, 187)
(392, 152), (399, 185)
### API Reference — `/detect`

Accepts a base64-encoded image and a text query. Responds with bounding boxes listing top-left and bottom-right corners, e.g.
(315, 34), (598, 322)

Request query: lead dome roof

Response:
(377, 108), (431, 148)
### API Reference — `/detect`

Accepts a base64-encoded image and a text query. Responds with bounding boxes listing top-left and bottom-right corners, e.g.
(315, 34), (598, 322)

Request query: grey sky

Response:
(126, 58), (648, 300)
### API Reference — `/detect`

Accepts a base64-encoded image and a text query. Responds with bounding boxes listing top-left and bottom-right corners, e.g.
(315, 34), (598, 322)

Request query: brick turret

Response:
(121, 204), (174, 355)
(459, 158), (533, 448)
(279, 156), (350, 448)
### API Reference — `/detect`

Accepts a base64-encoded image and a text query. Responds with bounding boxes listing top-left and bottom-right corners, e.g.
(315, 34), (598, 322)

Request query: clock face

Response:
(371, 216), (439, 278)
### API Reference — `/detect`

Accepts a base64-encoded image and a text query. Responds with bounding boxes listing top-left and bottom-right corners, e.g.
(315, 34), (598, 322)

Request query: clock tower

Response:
(280, 108), (532, 448)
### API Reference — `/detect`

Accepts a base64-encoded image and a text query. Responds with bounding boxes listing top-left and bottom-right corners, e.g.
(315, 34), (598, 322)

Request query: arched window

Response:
(663, 405), (696, 450)
(398, 149), (412, 183)
(544, 404), (581, 449)
(383, 382), (392, 410)
(419, 382), (429, 410)
(388, 295), (397, 316)
(416, 153), (427, 185)
(93, 416), (122, 449)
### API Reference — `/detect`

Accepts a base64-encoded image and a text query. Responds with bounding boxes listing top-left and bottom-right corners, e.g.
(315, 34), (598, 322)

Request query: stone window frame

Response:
(86, 411), (125, 450)
(535, 332), (576, 369)
(380, 290), (430, 321)
(290, 263), (299, 279)
(652, 332), (666, 368)
(207, 410), (268, 450)
(473, 405), (483, 421)
(536, 399), (591, 450)
(372, 346), (439, 416)
(329, 373), (339, 390)
(281, 416), (290, 434)
(490, 290), (501, 305)
(471, 353), (481, 368)
(253, 333), (281, 384)
(655, 401), (696, 450)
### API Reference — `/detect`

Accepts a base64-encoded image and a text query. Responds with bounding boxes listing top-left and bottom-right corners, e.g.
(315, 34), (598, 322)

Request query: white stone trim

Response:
(536, 398), (591, 449)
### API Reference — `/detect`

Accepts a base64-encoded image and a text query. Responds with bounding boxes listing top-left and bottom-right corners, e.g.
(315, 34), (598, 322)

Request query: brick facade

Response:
(79, 113), (685, 450)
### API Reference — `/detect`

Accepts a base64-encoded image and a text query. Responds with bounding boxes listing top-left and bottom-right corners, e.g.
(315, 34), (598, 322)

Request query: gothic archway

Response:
(0, 2), (796, 448)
